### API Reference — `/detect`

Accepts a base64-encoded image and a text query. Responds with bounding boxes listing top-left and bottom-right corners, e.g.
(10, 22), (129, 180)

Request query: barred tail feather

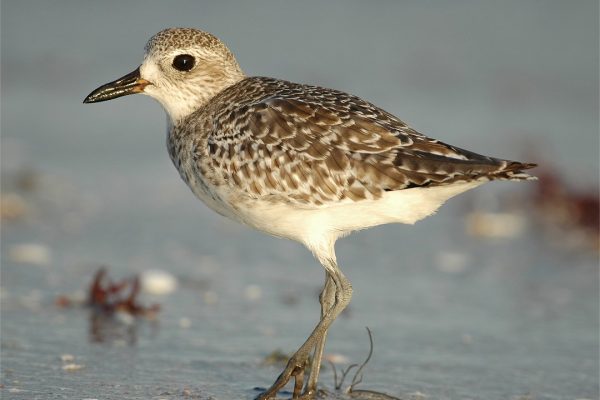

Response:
(491, 161), (538, 181)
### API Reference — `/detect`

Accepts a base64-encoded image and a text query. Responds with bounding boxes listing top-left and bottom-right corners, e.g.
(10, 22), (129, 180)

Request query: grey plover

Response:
(84, 28), (536, 399)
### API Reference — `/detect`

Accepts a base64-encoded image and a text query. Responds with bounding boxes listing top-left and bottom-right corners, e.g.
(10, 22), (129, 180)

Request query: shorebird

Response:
(84, 28), (536, 399)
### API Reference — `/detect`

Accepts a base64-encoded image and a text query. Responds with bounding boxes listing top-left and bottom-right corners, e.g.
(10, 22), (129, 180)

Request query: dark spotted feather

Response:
(200, 77), (536, 206)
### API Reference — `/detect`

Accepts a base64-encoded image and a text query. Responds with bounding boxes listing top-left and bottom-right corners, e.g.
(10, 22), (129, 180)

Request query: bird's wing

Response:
(205, 84), (535, 206)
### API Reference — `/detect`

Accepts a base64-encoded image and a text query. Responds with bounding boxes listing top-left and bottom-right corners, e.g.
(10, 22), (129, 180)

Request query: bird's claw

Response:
(256, 351), (314, 400)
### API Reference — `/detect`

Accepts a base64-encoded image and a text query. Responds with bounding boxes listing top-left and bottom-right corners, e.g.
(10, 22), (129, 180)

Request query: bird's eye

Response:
(172, 54), (195, 71)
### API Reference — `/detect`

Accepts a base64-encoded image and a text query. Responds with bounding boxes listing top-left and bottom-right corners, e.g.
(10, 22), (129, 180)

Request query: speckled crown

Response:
(144, 27), (236, 62)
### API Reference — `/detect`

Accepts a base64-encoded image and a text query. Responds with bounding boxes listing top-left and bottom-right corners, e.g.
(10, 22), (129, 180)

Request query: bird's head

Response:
(84, 28), (245, 122)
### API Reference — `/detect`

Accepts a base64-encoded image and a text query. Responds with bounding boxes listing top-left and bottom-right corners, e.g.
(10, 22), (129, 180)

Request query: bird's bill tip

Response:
(83, 66), (151, 104)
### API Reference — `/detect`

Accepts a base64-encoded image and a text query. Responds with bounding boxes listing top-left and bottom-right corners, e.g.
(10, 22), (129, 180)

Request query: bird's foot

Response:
(255, 342), (318, 400)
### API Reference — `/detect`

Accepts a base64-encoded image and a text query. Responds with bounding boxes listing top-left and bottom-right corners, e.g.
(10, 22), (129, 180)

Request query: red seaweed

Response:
(87, 267), (160, 318)
(56, 266), (160, 319)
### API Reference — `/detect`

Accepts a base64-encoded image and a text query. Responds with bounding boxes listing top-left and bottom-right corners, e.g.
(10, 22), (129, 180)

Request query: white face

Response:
(84, 28), (245, 122)
(140, 45), (244, 122)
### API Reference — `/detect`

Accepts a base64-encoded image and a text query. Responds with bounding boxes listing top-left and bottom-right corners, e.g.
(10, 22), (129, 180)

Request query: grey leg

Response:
(304, 273), (335, 396)
(256, 259), (352, 400)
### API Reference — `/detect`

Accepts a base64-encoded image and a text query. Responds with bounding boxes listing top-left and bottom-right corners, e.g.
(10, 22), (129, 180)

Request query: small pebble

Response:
(115, 311), (135, 326)
(62, 363), (84, 371)
(140, 270), (178, 295)
(323, 353), (350, 364)
(436, 251), (469, 274)
(244, 284), (262, 301)
(0, 193), (28, 220)
(179, 317), (192, 329)
(466, 211), (526, 238)
(203, 290), (218, 304)
(9, 243), (51, 266)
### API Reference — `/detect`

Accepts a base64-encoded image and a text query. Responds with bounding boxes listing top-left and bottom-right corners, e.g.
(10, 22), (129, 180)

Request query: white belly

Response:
(232, 181), (483, 249)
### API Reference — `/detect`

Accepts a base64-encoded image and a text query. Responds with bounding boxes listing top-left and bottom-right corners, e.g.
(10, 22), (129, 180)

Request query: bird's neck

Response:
(166, 68), (246, 124)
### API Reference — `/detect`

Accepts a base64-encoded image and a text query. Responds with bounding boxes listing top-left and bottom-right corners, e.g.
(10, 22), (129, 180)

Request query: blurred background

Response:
(1, 1), (598, 399)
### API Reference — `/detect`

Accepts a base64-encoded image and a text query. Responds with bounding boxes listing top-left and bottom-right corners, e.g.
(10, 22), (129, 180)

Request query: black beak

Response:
(83, 67), (151, 104)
